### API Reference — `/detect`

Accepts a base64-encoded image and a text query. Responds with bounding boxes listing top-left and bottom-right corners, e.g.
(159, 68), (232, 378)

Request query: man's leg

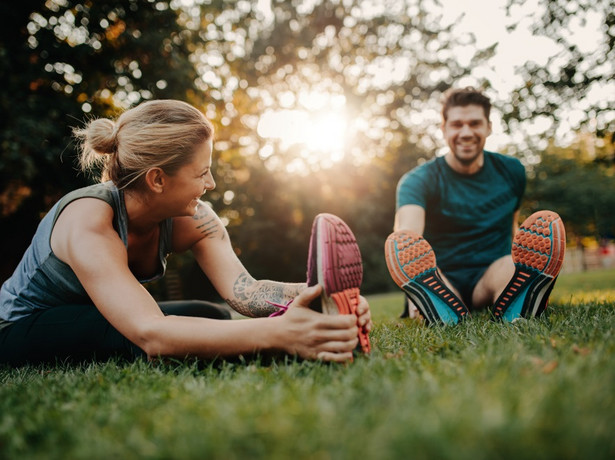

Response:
(471, 255), (516, 310)
(401, 296), (421, 319)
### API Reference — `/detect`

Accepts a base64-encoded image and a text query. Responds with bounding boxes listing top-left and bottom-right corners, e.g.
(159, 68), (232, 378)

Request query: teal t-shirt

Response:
(396, 151), (526, 274)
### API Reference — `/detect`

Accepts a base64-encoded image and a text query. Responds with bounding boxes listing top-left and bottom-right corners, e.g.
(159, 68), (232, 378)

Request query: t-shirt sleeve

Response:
(396, 164), (431, 210)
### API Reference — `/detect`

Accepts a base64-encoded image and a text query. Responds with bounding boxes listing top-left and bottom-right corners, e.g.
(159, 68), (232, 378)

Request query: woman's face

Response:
(165, 139), (216, 217)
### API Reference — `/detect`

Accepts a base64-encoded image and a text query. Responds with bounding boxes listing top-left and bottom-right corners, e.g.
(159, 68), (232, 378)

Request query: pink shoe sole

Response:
(307, 213), (370, 353)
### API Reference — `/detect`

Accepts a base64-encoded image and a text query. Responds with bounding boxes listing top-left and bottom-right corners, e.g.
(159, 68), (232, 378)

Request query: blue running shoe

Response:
(385, 231), (469, 325)
(492, 210), (566, 321)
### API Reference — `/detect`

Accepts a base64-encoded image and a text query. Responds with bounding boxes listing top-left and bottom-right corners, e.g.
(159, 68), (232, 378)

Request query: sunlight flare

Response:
(257, 109), (348, 162)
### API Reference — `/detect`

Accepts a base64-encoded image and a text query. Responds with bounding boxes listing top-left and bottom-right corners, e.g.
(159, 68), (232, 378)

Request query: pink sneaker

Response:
(307, 213), (371, 354)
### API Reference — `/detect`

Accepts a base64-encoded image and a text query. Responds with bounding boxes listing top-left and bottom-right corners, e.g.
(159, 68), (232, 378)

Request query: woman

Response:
(0, 100), (371, 365)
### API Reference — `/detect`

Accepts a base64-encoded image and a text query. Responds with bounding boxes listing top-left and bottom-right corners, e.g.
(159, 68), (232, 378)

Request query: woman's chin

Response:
(179, 200), (199, 217)
(190, 202), (200, 215)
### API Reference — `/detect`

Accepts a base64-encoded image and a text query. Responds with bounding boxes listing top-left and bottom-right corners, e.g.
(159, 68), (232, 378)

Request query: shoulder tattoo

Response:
(192, 203), (225, 240)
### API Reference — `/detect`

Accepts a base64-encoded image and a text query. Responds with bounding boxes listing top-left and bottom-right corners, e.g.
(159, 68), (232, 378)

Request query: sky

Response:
(438, 0), (608, 150)
(251, 0), (610, 161)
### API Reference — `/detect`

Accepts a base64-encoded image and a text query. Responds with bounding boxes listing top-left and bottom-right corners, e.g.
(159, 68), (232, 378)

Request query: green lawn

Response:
(369, 267), (615, 321)
(1, 269), (614, 460)
(551, 267), (615, 304)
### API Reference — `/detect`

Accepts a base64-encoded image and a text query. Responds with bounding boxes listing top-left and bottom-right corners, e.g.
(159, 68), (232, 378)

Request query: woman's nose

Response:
(204, 175), (216, 191)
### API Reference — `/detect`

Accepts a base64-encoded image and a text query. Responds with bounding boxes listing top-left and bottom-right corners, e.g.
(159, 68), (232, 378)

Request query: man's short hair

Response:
(441, 87), (491, 121)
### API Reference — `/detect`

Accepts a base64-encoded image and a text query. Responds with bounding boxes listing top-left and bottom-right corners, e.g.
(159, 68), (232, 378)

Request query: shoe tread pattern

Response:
(493, 210), (566, 320)
(308, 213), (370, 353)
(385, 231), (468, 325)
(320, 215), (363, 294)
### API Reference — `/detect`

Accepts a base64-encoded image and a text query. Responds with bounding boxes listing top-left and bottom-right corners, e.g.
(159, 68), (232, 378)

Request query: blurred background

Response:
(1, 0), (613, 301)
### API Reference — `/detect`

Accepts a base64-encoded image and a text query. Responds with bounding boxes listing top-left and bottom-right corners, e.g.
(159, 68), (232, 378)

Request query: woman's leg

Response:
(0, 304), (143, 366)
(0, 300), (232, 366)
(158, 300), (232, 320)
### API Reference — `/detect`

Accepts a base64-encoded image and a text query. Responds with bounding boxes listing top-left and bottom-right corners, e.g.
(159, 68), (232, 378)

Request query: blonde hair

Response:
(74, 100), (214, 189)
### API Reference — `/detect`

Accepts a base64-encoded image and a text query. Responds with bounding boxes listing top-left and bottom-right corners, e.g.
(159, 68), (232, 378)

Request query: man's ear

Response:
(144, 167), (166, 193)
(487, 121), (493, 136)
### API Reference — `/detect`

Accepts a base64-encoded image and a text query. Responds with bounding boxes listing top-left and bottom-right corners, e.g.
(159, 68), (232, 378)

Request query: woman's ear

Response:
(144, 167), (166, 193)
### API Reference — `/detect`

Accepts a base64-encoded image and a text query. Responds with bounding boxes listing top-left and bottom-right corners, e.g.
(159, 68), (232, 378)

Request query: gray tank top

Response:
(0, 182), (173, 325)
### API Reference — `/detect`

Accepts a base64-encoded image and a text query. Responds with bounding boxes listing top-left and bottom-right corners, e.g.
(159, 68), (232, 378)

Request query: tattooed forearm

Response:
(225, 271), (306, 317)
(231, 271), (255, 303)
(192, 203), (225, 240)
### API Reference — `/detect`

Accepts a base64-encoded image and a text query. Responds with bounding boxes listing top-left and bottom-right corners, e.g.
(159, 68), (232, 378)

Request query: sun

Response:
(257, 108), (348, 164)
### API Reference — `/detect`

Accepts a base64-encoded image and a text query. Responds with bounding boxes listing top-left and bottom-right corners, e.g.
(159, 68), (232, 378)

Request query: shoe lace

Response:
(267, 299), (293, 317)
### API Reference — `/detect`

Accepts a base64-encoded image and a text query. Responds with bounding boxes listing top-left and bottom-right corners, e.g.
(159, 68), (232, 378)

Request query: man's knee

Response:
(472, 255), (515, 308)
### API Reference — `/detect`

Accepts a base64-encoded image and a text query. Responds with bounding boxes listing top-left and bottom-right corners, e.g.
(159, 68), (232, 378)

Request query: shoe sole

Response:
(385, 231), (468, 325)
(307, 213), (370, 353)
(492, 210), (566, 321)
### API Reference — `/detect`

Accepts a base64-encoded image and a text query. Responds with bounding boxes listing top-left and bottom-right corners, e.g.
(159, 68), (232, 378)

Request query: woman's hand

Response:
(356, 295), (373, 334)
(276, 285), (359, 363)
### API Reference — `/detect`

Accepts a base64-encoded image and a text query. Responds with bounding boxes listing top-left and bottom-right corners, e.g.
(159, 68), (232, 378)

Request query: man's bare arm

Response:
(394, 204), (426, 234)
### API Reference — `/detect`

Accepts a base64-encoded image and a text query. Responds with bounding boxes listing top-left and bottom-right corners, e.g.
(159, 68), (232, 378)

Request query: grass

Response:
(550, 268), (615, 304)
(1, 269), (614, 460)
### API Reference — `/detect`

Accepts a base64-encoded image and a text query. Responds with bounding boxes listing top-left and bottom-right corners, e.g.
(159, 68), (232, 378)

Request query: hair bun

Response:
(87, 118), (118, 155)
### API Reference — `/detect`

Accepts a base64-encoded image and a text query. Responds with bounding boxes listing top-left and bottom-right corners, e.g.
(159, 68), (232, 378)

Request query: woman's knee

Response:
(158, 300), (231, 320)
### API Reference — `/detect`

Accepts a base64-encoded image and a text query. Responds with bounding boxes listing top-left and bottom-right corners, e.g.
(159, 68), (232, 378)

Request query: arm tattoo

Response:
(224, 271), (306, 318)
(192, 204), (225, 240)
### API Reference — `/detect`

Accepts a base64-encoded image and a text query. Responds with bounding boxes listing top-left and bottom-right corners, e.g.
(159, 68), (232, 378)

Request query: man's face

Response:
(442, 105), (492, 166)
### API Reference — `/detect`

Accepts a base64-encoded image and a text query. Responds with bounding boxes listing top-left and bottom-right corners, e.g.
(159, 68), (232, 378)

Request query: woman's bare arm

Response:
(175, 202), (306, 317)
(50, 199), (357, 362)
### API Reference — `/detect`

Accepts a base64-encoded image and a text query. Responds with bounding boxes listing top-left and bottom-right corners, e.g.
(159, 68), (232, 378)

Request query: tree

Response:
(0, 0), (498, 295)
(0, 0), (202, 280)
(522, 135), (615, 240)
(502, 0), (614, 147)
(185, 0), (496, 292)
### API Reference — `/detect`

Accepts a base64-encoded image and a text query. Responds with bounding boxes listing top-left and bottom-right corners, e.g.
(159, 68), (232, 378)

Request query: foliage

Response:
(522, 139), (615, 240)
(186, 0), (494, 293)
(2, 0), (611, 299)
(503, 0), (615, 142)
(0, 0), (203, 280)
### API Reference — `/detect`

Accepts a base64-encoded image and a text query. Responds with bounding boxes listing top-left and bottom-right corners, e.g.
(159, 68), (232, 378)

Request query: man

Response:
(385, 87), (565, 324)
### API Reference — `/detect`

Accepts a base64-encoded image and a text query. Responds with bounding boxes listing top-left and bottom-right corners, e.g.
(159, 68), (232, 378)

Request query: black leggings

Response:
(0, 301), (231, 366)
